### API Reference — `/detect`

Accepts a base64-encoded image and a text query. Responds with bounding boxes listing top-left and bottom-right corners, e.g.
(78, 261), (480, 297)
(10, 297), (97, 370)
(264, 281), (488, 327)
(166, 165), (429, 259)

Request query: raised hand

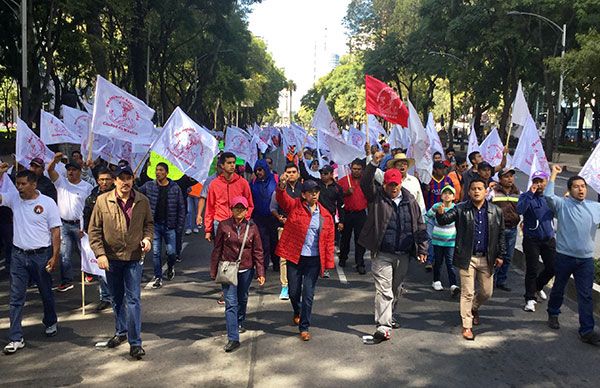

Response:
(373, 151), (386, 164)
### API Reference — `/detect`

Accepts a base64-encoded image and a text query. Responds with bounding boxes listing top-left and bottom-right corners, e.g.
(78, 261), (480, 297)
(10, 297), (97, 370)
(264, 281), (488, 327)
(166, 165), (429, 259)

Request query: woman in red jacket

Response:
(210, 196), (265, 353)
(275, 176), (335, 341)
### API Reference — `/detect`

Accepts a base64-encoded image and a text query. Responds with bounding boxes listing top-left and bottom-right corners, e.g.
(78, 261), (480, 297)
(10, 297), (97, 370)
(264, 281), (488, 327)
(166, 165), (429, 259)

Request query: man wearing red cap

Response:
(358, 151), (429, 343)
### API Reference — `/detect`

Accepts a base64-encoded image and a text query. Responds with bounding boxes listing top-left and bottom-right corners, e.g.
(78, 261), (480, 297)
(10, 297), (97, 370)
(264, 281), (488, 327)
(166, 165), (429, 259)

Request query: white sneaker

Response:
(524, 300), (537, 312)
(450, 285), (460, 297)
(537, 290), (548, 301)
(192, 228), (200, 234)
(432, 281), (443, 291)
(184, 229), (192, 235)
(45, 323), (57, 337)
(3, 339), (25, 354)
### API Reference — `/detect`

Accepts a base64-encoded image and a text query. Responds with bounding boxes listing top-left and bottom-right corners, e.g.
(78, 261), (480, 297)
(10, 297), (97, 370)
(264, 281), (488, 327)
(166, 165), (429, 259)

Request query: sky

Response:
(248, 0), (350, 114)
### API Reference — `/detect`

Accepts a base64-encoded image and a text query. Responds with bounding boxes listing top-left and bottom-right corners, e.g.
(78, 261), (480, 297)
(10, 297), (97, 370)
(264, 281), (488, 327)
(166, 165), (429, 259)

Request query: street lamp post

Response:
(507, 11), (566, 155)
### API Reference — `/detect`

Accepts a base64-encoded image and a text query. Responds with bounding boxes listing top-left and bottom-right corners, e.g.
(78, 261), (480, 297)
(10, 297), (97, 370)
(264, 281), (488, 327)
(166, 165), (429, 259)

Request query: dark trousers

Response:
(253, 215), (275, 270)
(287, 256), (320, 332)
(523, 236), (555, 301)
(547, 253), (595, 335)
(0, 223), (13, 273)
(339, 210), (366, 266)
(433, 245), (457, 285)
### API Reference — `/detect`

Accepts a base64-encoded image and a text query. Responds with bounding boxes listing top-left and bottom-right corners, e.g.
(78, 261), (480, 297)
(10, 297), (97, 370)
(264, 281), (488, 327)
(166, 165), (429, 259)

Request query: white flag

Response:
(82, 101), (94, 114)
(510, 81), (529, 138)
(406, 99), (432, 183)
(512, 114), (550, 176)
(0, 171), (17, 197)
(248, 134), (269, 168)
(312, 96), (343, 141)
(322, 133), (363, 167)
(224, 126), (251, 161)
(110, 139), (147, 169)
(480, 127), (505, 167)
(388, 124), (411, 150)
(80, 233), (105, 279)
(152, 107), (218, 183)
(348, 125), (367, 156)
(579, 139), (600, 194)
(62, 105), (91, 141)
(40, 111), (81, 145)
(425, 112), (444, 159)
(16, 118), (56, 166)
(367, 114), (387, 141)
(466, 127), (480, 165)
(91, 75), (155, 144)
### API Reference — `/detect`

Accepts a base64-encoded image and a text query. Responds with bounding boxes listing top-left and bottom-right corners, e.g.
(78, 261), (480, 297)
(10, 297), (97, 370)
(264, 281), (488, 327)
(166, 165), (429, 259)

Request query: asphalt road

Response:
(1, 224), (600, 387)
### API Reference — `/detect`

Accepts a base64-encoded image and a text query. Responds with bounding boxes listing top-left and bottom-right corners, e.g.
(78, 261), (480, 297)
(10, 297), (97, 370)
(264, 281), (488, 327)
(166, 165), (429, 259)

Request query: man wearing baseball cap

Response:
(88, 164), (153, 359)
(385, 152), (425, 214)
(516, 170), (555, 313)
(461, 150), (508, 201)
(359, 151), (428, 343)
(48, 152), (93, 292)
(487, 167), (521, 292)
(28, 158), (57, 203)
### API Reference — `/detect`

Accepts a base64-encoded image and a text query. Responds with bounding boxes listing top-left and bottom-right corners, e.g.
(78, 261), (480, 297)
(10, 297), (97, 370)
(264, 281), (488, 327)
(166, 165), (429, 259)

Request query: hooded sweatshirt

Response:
(250, 159), (277, 217)
(204, 172), (254, 234)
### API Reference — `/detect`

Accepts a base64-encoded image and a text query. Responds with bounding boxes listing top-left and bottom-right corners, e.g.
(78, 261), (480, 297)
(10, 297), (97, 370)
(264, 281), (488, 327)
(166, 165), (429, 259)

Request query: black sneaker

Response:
(151, 278), (162, 289)
(547, 315), (560, 330)
(238, 325), (246, 334)
(496, 284), (512, 292)
(55, 283), (74, 292)
(130, 345), (146, 359)
(165, 267), (175, 281)
(338, 259), (346, 268)
(356, 265), (366, 275)
(224, 340), (240, 353)
(107, 334), (127, 348)
(175, 255), (182, 263)
(372, 330), (390, 344)
(95, 300), (112, 312)
(579, 331), (600, 346)
(424, 264), (433, 272)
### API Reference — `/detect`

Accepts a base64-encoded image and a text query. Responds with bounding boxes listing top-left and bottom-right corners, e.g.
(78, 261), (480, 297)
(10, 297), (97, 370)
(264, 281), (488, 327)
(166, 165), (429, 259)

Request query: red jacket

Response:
(274, 186), (335, 275)
(205, 173), (254, 234)
(210, 218), (265, 279)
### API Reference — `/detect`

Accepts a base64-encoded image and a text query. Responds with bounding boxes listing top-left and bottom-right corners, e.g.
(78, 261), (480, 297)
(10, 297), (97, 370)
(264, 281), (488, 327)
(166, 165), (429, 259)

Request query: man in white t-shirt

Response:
(48, 152), (93, 292)
(0, 165), (62, 354)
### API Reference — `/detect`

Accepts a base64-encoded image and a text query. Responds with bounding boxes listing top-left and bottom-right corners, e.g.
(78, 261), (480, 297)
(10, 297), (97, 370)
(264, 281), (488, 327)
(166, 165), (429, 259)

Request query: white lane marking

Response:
(335, 255), (348, 284)
(144, 241), (189, 289)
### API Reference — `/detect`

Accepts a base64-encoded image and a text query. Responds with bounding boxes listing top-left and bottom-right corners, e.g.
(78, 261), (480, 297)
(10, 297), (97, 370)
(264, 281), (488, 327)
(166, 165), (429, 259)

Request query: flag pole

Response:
(505, 126), (513, 148)
(345, 165), (352, 188)
(86, 130), (94, 163)
(81, 271), (86, 316)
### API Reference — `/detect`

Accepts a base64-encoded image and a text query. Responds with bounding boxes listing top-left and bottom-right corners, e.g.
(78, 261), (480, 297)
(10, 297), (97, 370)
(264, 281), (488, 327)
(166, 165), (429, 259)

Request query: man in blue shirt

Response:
(516, 170), (555, 313)
(545, 165), (600, 345)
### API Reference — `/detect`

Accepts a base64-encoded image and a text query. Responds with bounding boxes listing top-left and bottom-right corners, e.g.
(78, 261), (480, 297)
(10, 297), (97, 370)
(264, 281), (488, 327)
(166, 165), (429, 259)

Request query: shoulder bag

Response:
(215, 223), (250, 286)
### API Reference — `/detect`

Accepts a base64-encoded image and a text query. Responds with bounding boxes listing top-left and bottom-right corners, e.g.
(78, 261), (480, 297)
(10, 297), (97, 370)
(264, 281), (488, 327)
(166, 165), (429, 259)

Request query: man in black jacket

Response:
(359, 151), (428, 343)
(436, 177), (506, 341)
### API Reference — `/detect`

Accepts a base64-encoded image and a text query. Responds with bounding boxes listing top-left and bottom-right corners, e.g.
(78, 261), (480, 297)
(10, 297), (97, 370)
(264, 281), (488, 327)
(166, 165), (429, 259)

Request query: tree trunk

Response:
(577, 95), (586, 145)
(473, 104), (483, 139)
(84, 10), (108, 78)
(448, 81), (454, 147)
(129, 0), (148, 100)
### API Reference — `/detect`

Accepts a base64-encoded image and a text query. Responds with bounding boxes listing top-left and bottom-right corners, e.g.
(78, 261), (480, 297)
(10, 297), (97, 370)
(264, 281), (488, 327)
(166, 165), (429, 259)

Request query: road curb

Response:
(512, 249), (600, 313)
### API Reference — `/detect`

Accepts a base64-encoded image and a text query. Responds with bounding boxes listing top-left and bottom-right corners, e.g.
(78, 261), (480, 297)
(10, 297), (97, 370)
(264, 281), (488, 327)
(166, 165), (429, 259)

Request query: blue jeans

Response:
(495, 227), (517, 286)
(433, 245), (457, 286)
(547, 253), (595, 335)
(99, 276), (111, 302)
(106, 259), (143, 346)
(152, 223), (176, 279)
(186, 196), (199, 230)
(287, 256), (320, 332)
(222, 269), (255, 341)
(60, 222), (81, 283)
(9, 246), (57, 341)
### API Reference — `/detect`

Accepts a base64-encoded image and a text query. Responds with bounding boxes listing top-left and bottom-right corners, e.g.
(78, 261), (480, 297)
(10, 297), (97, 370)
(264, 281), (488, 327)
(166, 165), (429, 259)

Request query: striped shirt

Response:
(426, 176), (454, 210)
(426, 202), (456, 247)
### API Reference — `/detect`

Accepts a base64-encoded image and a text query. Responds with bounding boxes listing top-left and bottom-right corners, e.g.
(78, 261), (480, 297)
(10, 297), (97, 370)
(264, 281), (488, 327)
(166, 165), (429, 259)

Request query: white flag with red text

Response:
(312, 96), (343, 141)
(40, 111), (81, 145)
(91, 75), (155, 144)
(406, 99), (432, 183)
(153, 107), (218, 182)
(80, 233), (105, 279)
(480, 127), (505, 167)
(512, 114), (550, 176)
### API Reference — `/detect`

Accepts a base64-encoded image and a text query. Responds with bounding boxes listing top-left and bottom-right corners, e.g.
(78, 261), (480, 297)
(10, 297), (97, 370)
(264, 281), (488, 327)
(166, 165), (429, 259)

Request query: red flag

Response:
(365, 75), (409, 127)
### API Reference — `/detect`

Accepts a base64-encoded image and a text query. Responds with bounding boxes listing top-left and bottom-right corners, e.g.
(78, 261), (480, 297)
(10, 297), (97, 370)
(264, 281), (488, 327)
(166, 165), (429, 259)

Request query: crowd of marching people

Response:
(1, 135), (600, 358)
